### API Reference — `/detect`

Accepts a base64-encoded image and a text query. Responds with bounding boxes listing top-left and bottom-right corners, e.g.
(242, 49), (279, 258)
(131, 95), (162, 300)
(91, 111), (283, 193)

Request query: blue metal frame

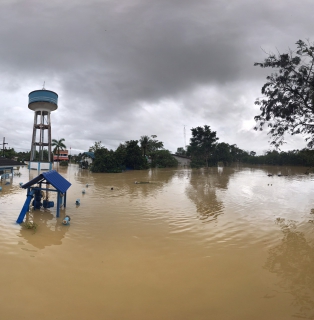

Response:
(17, 170), (71, 224)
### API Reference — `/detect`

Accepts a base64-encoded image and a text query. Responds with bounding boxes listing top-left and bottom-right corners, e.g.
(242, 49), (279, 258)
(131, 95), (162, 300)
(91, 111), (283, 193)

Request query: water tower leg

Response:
(48, 113), (52, 162)
(30, 113), (37, 161)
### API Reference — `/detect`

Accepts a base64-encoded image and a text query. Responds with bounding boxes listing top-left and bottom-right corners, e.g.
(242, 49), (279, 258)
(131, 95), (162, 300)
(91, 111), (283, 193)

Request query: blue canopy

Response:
(21, 170), (71, 194)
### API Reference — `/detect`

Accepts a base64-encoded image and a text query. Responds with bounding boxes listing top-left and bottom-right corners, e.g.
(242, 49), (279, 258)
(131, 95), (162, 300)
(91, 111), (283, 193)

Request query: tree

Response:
(140, 136), (150, 157)
(124, 140), (148, 170)
(214, 142), (232, 165)
(254, 39), (314, 148)
(189, 125), (219, 167)
(89, 137), (177, 172)
(115, 143), (127, 168)
(89, 141), (104, 152)
(52, 138), (66, 162)
(3, 148), (15, 159)
(140, 135), (164, 157)
(176, 147), (187, 156)
(150, 150), (178, 168)
(147, 135), (164, 153)
(229, 144), (248, 162)
(16, 151), (30, 162)
(91, 148), (122, 173)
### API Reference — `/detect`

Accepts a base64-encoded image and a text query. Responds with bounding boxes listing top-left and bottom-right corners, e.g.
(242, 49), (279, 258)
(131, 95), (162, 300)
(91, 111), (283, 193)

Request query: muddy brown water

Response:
(1, 164), (314, 319)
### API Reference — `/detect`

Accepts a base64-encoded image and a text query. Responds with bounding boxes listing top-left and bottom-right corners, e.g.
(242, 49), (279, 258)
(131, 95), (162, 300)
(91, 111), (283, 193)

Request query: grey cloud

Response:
(0, 0), (313, 154)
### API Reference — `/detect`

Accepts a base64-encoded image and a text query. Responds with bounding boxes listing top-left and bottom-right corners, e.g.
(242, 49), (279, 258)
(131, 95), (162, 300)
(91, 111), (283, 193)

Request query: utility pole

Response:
(0, 137), (8, 157)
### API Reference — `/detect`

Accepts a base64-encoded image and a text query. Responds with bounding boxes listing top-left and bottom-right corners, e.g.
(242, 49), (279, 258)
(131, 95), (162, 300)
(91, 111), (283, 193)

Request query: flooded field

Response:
(1, 164), (314, 319)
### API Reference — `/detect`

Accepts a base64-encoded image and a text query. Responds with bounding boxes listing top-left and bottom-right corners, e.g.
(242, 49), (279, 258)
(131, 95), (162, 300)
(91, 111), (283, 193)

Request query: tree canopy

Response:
(254, 39), (314, 148)
(89, 136), (173, 172)
(139, 135), (164, 157)
(89, 141), (104, 152)
(124, 140), (148, 170)
(188, 125), (219, 167)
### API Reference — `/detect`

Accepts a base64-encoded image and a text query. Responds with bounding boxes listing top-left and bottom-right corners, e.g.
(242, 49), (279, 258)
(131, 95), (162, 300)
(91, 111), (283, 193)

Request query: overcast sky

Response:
(0, 0), (313, 155)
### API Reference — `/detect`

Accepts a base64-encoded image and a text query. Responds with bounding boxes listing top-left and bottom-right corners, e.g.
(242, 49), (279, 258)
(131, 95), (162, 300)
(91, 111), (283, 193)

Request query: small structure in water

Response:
(0, 157), (24, 182)
(17, 170), (71, 223)
(79, 152), (94, 169)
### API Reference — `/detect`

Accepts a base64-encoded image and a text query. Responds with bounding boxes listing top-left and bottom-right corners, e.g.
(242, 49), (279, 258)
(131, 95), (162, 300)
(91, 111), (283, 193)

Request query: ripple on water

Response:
(2, 165), (314, 319)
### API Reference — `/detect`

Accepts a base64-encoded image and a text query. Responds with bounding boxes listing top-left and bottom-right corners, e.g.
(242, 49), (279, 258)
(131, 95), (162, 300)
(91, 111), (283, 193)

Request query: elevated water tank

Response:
(28, 90), (58, 112)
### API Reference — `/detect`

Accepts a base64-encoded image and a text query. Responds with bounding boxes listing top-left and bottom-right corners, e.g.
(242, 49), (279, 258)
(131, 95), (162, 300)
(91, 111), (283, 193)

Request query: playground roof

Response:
(21, 170), (71, 193)
(0, 157), (25, 169)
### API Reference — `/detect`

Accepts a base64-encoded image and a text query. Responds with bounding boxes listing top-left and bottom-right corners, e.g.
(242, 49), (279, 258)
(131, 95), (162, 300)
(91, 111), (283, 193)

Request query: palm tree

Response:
(140, 135), (150, 157)
(52, 138), (66, 165)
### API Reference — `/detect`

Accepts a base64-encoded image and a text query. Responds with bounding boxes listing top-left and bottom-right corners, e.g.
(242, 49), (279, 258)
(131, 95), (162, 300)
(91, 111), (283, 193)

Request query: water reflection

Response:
(186, 167), (233, 223)
(3, 164), (314, 319)
(247, 164), (314, 180)
(129, 169), (177, 198)
(20, 209), (69, 249)
(264, 219), (314, 318)
(89, 168), (177, 199)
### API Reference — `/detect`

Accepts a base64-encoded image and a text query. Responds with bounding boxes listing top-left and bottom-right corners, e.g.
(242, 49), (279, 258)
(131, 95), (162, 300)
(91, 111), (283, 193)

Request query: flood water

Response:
(1, 164), (314, 319)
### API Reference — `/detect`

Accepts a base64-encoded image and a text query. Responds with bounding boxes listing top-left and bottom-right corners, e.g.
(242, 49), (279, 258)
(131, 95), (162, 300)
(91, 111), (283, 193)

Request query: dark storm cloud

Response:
(1, 0), (314, 153)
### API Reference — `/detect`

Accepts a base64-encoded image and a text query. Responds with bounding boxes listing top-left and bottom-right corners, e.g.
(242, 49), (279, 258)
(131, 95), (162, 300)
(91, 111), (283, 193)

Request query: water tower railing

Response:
(29, 96), (58, 104)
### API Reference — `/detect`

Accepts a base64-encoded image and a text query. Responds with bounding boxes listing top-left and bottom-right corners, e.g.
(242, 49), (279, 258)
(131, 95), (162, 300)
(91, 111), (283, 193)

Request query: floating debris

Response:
(22, 221), (38, 232)
(75, 199), (80, 205)
(82, 189), (86, 194)
(62, 215), (71, 225)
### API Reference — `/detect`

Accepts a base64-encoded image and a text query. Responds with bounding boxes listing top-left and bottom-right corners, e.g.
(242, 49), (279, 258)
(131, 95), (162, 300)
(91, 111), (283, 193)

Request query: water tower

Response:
(28, 89), (58, 170)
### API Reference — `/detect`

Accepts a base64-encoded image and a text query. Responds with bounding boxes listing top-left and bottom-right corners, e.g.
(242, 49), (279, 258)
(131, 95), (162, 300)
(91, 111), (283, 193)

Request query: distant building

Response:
(80, 152), (95, 168)
(172, 154), (191, 166)
(0, 157), (24, 180)
(53, 149), (69, 162)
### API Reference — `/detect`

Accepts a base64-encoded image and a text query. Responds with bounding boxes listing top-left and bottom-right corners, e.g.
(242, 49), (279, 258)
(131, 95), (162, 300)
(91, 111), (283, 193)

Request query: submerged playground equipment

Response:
(17, 170), (71, 224)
